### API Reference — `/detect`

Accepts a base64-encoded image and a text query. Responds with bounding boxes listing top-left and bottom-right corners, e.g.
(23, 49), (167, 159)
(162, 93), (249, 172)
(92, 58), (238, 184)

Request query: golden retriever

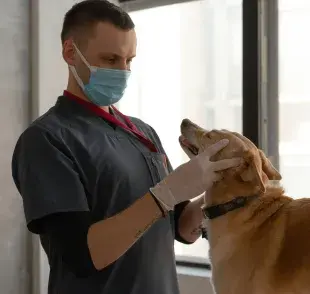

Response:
(179, 118), (310, 294)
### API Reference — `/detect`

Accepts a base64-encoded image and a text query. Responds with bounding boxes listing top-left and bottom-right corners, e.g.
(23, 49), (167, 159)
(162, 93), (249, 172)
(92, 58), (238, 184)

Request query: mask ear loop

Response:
(73, 43), (92, 70)
(69, 42), (95, 90)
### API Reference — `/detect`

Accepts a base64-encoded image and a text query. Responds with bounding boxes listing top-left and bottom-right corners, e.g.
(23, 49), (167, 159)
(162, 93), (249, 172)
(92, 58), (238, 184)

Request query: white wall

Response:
(30, 0), (215, 293)
(0, 0), (32, 293)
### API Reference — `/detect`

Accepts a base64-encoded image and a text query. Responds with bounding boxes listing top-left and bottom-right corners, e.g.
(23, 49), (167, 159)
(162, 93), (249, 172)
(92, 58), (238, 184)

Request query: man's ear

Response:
(240, 151), (266, 193)
(62, 39), (75, 66)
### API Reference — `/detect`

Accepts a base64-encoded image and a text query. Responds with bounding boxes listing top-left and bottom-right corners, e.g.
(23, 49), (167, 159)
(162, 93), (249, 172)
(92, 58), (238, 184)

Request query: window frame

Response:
(121, 0), (279, 266)
(243, 0), (279, 170)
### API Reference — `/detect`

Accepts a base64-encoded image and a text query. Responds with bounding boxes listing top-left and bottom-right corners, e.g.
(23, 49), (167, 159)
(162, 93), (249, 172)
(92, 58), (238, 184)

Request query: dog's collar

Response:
(202, 194), (259, 220)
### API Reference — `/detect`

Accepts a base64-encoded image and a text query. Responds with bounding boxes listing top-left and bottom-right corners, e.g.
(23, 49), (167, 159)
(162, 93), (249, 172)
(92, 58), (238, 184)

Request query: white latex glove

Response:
(150, 139), (241, 211)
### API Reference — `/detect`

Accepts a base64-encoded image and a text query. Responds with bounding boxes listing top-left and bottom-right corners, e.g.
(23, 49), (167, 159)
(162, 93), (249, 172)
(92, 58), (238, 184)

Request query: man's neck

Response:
(66, 81), (110, 113)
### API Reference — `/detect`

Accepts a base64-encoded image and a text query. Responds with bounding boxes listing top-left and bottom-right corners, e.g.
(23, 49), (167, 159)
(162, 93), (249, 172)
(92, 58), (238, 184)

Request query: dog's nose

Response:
(181, 118), (192, 128)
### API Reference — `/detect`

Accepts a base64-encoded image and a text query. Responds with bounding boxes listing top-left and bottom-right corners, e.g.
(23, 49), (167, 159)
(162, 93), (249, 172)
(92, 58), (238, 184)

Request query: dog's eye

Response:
(205, 132), (214, 139)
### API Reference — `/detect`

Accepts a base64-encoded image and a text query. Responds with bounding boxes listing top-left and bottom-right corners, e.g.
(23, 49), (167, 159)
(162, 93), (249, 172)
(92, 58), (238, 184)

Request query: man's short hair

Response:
(61, 0), (135, 45)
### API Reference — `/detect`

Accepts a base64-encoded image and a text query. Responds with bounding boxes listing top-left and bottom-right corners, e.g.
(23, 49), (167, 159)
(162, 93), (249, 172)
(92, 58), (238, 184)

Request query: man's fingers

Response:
(205, 139), (229, 157)
(212, 157), (242, 172)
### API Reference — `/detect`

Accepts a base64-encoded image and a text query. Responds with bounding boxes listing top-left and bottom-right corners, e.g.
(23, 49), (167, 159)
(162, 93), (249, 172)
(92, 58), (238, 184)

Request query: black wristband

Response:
(174, 200), (192, 244)
(201, 227), (208, 240)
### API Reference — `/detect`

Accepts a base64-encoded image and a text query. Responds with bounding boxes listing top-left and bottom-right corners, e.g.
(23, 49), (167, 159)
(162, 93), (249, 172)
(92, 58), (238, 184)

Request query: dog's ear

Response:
(240, 151), (266, 193)
(259, 150), (282, 180)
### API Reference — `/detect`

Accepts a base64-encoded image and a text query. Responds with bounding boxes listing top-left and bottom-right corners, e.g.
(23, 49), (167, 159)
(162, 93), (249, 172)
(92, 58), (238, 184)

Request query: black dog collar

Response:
(202, 195), (259, 220)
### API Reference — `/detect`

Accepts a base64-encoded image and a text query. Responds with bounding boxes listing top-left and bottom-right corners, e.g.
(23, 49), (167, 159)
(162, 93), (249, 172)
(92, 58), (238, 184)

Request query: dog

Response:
(179, 118), (310, 294)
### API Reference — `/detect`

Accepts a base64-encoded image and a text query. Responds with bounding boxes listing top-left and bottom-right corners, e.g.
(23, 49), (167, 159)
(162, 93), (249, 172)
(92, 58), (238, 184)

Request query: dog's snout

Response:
(181, 119), (192, 128)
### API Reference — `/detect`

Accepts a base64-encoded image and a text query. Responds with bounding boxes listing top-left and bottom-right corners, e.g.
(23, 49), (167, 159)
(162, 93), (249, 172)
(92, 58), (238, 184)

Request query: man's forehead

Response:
(88, 22), (137, 56)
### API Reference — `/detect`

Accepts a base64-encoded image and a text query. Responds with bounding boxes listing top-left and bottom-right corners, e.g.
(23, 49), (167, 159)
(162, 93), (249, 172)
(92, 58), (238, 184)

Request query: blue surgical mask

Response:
(69, 44), (131, 106)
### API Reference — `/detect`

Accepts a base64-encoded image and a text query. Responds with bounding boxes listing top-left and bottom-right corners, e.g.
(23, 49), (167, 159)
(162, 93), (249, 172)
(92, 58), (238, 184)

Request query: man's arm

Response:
(88, 192), (163, 269)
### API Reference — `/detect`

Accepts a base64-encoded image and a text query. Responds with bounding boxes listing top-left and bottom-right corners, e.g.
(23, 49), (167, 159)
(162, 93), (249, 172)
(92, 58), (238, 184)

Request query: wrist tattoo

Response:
(135, 217), (159, 239)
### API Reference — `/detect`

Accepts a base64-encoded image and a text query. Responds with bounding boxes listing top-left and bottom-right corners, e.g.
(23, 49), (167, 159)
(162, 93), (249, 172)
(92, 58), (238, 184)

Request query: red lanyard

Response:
(64, 91), (158, 153)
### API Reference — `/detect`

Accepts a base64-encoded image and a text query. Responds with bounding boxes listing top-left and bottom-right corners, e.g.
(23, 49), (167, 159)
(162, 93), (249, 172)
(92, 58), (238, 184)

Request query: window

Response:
(119, 0), (242, 262)
(279, 0), (310, 199)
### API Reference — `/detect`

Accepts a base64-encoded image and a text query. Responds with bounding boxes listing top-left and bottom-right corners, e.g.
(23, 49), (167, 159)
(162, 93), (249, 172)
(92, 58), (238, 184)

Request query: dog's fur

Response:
(179, 118), (310, 294)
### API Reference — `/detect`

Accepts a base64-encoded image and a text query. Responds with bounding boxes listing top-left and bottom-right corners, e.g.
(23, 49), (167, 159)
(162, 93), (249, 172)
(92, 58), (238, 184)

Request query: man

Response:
(11, 1), (240, 293)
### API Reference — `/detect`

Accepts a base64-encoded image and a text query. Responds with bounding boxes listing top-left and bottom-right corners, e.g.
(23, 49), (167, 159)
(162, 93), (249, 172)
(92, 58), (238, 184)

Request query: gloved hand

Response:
(149, 139), (241, 211)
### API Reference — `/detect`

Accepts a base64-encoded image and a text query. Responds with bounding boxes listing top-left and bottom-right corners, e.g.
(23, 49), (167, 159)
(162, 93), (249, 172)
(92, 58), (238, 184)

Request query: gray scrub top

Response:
(12, 95), (180, 294)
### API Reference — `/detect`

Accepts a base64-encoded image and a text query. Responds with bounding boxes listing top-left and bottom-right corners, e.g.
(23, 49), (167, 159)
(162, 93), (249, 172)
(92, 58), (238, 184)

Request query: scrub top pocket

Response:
(142, 152), (169, 186)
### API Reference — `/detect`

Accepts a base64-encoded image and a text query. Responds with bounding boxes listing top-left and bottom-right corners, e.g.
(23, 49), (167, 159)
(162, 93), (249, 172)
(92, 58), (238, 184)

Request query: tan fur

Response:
(179, 118), (310, 294)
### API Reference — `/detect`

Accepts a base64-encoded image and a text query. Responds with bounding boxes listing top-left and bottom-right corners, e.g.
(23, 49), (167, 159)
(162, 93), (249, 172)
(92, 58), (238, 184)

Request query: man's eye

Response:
(108, 58), (116, 64)
(127, 59), (132, 64)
